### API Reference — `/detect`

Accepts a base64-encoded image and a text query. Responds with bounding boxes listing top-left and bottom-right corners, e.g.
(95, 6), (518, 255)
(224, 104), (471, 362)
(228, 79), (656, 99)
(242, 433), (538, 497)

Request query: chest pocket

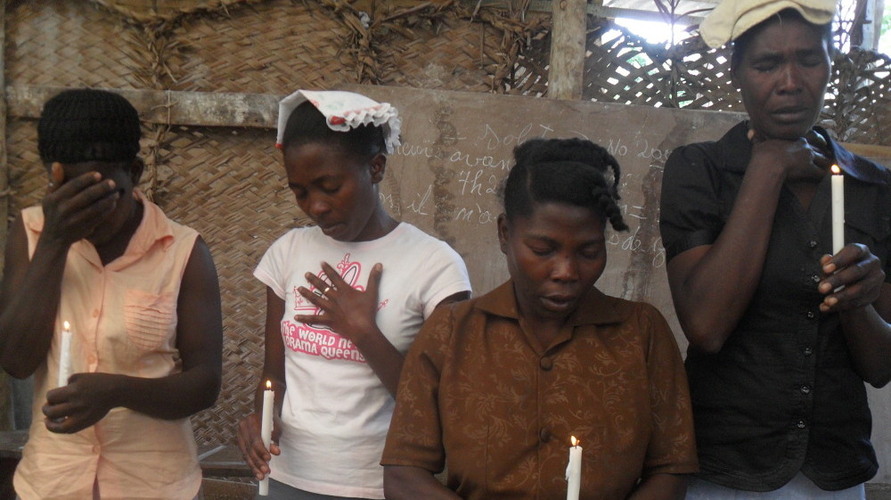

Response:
(124, 289), (176, 351)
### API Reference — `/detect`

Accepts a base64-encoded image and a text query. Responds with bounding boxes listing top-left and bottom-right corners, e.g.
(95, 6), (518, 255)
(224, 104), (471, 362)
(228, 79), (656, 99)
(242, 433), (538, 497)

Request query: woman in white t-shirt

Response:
(236, 90), (472, 500)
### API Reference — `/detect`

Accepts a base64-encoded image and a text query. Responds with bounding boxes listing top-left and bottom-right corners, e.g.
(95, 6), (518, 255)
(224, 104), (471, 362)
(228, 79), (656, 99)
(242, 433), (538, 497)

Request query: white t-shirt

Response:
(254, 223), (471, 498)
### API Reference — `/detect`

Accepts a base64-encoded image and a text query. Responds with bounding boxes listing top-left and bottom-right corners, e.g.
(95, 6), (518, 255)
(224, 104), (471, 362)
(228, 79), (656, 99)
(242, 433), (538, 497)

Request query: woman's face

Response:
(732, 16), (831, 140)
(498, 201), (607, 323)
(284, 142), (385, 242)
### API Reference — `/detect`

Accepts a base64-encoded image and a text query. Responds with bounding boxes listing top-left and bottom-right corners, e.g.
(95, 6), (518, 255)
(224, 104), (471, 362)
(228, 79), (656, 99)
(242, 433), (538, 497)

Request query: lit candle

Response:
(259, 380), (274, 496)
(565, 436), (582, 500)
(831, 164), (845, 254)
(58, 321), (72, 387)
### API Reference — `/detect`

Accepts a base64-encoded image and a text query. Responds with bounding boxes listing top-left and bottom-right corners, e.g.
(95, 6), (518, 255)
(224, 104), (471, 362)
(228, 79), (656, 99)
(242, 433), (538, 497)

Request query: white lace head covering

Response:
(275, 90), (401, 154)
(699, 0), (835, 48)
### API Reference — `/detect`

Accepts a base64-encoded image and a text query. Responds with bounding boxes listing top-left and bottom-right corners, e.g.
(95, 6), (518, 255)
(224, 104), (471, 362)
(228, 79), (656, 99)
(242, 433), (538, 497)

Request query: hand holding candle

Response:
(831, 164), (844, 254)
(57, 321), (72, 387)
(566, 436), (582, 500)
(259, 380), (274, 496)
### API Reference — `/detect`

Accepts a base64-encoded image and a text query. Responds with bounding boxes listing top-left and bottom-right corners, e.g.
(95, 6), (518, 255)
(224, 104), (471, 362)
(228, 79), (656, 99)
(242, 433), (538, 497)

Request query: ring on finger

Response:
(322, 286), (333, 297)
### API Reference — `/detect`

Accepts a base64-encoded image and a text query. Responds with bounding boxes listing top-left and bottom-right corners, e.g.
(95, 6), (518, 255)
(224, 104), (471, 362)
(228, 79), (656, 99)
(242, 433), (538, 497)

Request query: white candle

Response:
(57, 321), (72, 387)
(831, 164), (845, 254)
(565, 436), (582, 500)
(259, 380), (274, 496)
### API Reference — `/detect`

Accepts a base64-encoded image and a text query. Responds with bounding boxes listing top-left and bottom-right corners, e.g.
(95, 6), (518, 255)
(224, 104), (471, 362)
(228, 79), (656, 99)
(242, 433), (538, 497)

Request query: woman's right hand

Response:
(41, 162), (120, 246)
(748, 129), (832, 182)
(236, 412), (282, 480)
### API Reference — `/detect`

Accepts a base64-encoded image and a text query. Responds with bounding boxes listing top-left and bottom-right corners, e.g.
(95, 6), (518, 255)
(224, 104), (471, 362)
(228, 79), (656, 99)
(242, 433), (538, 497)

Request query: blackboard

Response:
(345, 85), (891, 483)
(349, 84), (743, 341)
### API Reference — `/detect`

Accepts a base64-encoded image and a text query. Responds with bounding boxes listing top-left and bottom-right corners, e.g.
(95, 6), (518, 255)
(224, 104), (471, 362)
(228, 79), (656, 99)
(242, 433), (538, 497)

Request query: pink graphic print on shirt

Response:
(281, 253), (386, 363)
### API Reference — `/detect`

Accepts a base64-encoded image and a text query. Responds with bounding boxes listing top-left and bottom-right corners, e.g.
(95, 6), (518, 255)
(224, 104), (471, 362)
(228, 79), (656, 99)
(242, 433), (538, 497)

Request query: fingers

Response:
(819, 245), (884, 312)
(44, 414), (80, 434)
(300, 262), (345, 305)
(42, 400), (74, 421)
(747, 128), (764, 143)
(47, 162), (64, 193)
(42, 399), (87, 434)
(365, 263), (383, 295)
(302, 271), (332, 299)
(237, 414), (273, 480)
(51, 162), (65, 184)
(805, 129), (829, 153)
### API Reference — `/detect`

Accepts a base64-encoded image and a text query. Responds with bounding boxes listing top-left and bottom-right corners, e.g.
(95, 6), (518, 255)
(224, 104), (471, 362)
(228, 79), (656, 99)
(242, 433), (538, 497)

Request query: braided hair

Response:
(281, 101), (387, 160)
(501, 138), (628, 232)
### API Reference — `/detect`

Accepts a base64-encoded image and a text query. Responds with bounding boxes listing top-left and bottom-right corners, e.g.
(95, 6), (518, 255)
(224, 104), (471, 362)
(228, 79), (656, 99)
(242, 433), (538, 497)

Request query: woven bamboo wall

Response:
(3, 0), (890, 448)
(518, 18), (891, 145)
(3, 0), (546, 446)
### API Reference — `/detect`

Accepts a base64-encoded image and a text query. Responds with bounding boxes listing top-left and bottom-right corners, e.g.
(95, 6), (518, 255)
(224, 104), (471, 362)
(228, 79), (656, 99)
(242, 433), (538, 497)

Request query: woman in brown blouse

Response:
(381, 138), (698, 500)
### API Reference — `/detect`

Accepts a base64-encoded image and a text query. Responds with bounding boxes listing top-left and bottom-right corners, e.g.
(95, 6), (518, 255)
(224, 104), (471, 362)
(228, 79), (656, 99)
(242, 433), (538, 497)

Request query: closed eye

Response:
(528, 245), (553, 256)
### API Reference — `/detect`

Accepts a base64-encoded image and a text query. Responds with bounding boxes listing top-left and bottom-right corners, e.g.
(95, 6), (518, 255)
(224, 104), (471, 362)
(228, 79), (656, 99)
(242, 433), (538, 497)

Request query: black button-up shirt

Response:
(660, 121), (891, 491)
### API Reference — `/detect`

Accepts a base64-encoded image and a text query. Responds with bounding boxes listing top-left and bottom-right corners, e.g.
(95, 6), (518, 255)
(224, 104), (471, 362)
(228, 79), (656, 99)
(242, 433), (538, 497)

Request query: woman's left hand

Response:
(819, 244), (886, 313)
(42, 373), (121, 433)
(296, 261), (383, 343)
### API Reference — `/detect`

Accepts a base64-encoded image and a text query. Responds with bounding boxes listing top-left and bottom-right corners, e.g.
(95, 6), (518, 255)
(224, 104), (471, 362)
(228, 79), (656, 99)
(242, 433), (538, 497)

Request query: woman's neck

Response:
(95, 200), (144, 265)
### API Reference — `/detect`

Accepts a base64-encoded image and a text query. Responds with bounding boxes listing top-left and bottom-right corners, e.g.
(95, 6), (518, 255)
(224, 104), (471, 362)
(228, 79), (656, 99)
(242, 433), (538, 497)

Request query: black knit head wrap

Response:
(37, 89), (141, 164)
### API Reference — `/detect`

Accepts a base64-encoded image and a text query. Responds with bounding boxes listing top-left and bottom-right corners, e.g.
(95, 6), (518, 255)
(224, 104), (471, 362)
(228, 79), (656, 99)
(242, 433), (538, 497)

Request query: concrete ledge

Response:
(868, 483), (891, 500)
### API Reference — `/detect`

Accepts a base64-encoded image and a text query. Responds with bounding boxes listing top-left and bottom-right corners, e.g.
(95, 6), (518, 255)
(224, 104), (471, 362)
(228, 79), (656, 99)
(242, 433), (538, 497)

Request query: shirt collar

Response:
(127, 189), (175, 256)
(828, 136), (889, 185)
(475, 279), (629, 326)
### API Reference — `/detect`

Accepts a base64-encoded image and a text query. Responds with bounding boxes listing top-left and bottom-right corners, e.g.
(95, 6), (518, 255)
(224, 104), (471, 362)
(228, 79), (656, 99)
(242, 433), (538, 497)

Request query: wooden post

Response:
(0, 0), (11, 433)
(548, 0), (587, 100)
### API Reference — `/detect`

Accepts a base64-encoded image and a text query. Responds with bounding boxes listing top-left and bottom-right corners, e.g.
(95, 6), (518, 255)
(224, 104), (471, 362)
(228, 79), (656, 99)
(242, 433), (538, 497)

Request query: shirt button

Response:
(796, 420), (807, 429)
(803, 347), (814, 356)
(540, 357), (553, 371)
(539, 428), (551, 443)
(809, 240), (818, 248)
(806, 311), (816, 319)
(811, 274), (821, 284)
(800, 385), (811, 395)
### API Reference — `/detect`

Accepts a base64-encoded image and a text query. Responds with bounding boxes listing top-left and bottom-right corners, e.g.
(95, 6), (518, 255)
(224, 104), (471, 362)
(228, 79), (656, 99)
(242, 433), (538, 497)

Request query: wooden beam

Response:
(6, 84), (888, 163)
(525, 1), (705, 24)
(5, 85), (279, 128)
(548, 0), (586, 100)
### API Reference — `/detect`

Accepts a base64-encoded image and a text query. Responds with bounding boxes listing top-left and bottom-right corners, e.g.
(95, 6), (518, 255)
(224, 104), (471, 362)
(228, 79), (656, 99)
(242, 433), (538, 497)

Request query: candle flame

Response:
(265, 380), (272, 390)
(571, 435), (579, 446)
(63, 320), (70, 330)
(830, 164), (841, 175)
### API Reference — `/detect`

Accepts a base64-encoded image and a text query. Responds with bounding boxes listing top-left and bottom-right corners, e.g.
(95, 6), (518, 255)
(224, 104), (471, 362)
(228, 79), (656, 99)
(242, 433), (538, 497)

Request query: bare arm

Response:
(668, 137), (828, 352)
(818, 245), (891, 387)
(237, 288), (287, 480)
(42, 237), (223, 432)
(0, 170), (119, 377)
(0, 217), (64, 377)
(627, 474), (687, 500)
(384, 465), (461, 500)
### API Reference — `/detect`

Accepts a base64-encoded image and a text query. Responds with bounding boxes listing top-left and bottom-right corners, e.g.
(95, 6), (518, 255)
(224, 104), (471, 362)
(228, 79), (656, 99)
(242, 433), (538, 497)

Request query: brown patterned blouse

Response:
(382, 281), (698, 500)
